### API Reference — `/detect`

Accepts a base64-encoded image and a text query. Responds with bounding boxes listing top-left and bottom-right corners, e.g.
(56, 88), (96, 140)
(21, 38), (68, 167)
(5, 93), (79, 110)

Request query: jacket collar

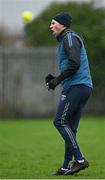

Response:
(57, 28), (73, 42)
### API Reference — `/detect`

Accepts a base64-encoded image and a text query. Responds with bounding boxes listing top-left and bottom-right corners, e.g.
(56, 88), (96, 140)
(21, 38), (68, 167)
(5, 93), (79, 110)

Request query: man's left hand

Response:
(48, 78), (58, 90)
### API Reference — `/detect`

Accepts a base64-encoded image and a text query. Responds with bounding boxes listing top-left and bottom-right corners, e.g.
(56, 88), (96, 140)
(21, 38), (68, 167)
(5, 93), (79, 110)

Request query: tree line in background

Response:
(25, 2), (105, 97)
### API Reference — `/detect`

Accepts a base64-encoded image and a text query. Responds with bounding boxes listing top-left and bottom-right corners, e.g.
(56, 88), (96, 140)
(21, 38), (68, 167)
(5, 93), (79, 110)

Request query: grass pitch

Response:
(0, 117), (105, 179)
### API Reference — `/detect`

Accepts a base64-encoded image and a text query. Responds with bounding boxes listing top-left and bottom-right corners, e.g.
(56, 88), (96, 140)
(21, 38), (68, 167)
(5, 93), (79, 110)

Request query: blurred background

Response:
(0, 0), (105, 118)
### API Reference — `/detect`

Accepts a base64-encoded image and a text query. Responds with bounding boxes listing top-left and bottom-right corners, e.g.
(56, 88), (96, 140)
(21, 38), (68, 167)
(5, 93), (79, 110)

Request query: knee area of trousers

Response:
(53, 120), (61, 128)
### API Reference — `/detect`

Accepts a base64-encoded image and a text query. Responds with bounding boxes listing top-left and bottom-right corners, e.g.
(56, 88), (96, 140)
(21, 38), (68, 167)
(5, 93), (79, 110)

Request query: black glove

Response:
(45, 73), (65, 90)
(48, 78), (59, 90)
(45, 74), (55, 84)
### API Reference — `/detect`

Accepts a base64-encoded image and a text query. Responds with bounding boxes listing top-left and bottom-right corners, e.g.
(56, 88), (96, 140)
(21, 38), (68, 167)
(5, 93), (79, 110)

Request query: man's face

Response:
(50, 19), (65, 38)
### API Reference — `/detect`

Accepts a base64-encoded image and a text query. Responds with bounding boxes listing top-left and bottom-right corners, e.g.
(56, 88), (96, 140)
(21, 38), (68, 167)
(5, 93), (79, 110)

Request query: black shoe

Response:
(53, 167), (69, 175)
(65, 159), (89, 175)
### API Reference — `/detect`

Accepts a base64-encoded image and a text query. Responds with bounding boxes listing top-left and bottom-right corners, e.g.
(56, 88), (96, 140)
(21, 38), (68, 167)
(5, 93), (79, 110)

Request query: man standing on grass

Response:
(45, 12), (93, 175)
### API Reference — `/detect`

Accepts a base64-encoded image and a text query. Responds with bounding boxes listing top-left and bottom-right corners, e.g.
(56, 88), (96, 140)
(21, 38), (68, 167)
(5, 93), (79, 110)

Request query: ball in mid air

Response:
(22, 11), (33, 23)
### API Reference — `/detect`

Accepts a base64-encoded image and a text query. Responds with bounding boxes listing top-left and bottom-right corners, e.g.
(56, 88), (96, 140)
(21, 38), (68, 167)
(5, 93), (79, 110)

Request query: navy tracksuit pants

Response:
(54, 84), (92, 168)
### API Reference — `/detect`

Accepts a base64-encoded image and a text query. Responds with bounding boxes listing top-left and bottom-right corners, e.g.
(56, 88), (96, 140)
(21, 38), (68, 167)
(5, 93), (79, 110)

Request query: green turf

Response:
(0, 117), (105, 179)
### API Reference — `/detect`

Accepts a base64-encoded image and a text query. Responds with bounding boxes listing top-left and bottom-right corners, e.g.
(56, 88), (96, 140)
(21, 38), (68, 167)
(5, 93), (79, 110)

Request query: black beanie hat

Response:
(53, 12), (72, 28)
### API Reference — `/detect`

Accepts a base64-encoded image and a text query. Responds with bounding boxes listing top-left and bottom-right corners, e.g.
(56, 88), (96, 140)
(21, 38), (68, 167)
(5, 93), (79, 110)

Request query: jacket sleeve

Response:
(54, 34), (81, 85)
